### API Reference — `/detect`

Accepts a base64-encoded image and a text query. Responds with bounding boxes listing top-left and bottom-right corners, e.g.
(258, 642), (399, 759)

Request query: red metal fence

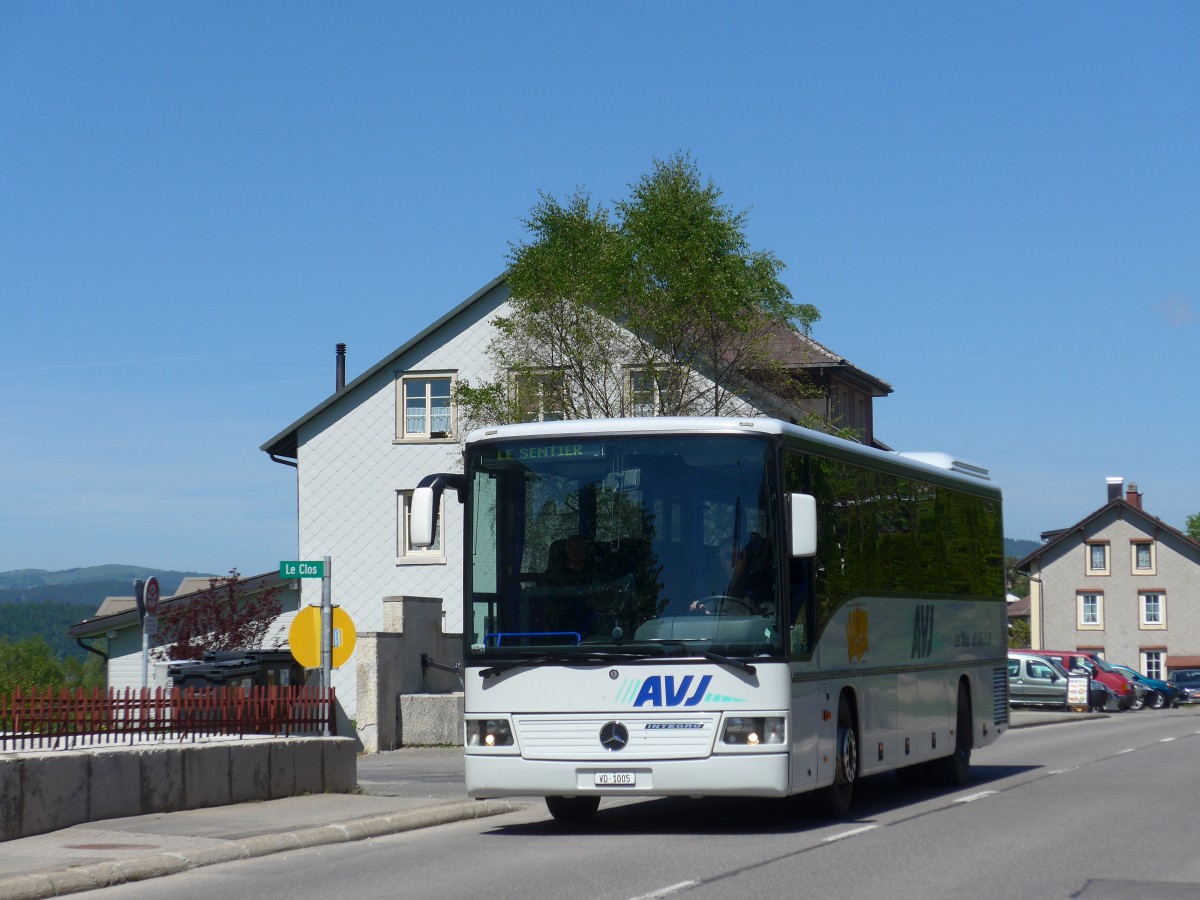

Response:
(0, 685), (336, 751)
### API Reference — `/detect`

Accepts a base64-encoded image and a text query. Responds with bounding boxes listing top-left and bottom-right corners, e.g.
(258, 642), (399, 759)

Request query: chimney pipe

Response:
(1106, 476), (1123, 503)
(335, 343), (346, 392)
(1126, 483), (1142, 510)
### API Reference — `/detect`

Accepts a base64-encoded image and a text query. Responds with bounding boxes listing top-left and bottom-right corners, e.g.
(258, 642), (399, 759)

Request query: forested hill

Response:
(1004, 538), (1041, 560)
(0, 566), (213, 661)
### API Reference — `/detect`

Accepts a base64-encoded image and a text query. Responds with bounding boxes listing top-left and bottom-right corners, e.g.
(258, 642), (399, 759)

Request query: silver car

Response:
(1009, 651), (1109, 710)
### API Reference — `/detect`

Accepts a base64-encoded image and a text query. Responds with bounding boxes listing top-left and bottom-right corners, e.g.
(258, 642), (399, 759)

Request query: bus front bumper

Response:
(466, 752), (790, 799)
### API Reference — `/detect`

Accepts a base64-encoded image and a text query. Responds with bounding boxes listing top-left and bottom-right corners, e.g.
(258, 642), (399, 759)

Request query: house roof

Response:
(1014, 495), (1200, 572)
(1007, 595), (1031, 617)
(260, 273), (892, 460)
(762, 327), (892, 396)
(260, 274), (508, 460)
(69, 571), (287, 639)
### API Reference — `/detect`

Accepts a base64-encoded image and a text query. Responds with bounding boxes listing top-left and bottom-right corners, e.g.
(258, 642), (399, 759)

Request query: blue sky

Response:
(2, 2), (1196, 575)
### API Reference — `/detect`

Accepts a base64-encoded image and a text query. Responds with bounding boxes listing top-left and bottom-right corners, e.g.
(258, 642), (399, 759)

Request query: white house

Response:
(69, 573), (300, 690)
(259, 275), (892, 728)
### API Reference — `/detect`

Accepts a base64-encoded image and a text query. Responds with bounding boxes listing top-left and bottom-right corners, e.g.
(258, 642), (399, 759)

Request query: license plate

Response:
(594, 771), (636, 787)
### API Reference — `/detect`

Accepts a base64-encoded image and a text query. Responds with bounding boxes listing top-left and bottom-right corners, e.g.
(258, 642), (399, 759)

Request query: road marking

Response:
(1117, 748), (1135, 755)
(824, 824), (878, 843)
(1048, 766), (1079, 775)
(628, 881), (699, 899)
(954, 791), (997, 804)
(1160, 737), (1177, 743)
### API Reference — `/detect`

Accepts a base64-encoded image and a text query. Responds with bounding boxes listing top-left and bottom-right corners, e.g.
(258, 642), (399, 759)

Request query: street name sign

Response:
(280, 560), (325, 579)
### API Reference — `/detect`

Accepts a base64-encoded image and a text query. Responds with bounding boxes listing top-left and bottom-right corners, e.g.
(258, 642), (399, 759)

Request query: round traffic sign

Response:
(288, 606), (357, 669)
(144, 577), (160, 615)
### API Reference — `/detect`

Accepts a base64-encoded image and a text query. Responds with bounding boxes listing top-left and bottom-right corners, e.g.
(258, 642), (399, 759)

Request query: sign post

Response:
(135, 576), (160, 689)
(281, 557), (339, 736)
(320, 555), (332, 734)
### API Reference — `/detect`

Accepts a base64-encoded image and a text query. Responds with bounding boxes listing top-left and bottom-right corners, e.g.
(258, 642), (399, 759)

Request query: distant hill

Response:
(0, 566), (210, 603)
(0, 566), (216, 661)
(1005, 538), (1041, 560)
(0, 565), (208, 593)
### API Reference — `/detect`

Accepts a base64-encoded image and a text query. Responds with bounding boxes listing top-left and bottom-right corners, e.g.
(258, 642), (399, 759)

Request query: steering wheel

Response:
(691, 594), (756, 616)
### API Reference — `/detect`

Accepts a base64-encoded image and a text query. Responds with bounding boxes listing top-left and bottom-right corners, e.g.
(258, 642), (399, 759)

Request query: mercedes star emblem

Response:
(599, 721), (629, 751)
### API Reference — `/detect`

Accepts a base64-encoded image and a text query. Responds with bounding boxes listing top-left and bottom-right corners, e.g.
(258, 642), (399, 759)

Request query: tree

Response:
(455, 152), (826, 430)
(1005, 557), (1029, 598)
(0, 636), (67, 694)
(1008, 618), (1031, 650)
(1187, 512), (1200, 543)
(152, 570), (282, 662)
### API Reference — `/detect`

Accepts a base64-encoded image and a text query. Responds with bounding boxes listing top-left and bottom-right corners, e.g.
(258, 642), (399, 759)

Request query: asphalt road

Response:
(68, 707), (1200, 900)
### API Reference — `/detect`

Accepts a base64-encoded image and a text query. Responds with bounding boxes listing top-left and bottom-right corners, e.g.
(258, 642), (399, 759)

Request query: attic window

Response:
(1132, 540), (1156, 575)
(1085, 541), (1109, 576)
(398, 374), (455, 441)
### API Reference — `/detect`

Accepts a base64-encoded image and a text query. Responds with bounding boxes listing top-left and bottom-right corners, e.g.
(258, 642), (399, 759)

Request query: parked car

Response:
(1008, 651), (1110, 711)
(1168, 669), (1200, 704)
(1037, 650), (1138, 711)
(1108, 664), (1182, 709)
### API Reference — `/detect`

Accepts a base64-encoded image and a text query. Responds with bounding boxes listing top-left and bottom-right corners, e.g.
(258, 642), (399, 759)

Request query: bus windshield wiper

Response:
(478, 650), (654, 679)
(639, 640), (757, 676)
(697, 650), (756, 676)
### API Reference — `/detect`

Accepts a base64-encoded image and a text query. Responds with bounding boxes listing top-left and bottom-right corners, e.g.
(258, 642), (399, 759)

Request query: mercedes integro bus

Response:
(412, 417), (1008, 822)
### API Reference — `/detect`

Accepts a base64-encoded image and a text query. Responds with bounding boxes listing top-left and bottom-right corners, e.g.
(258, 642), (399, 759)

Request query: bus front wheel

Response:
(545, 795), (600, 823)
(816, 693), (857, 818)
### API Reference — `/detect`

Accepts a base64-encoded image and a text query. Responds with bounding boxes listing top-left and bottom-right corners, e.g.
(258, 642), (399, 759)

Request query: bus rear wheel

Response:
(931, 682), (972, 787)
(545, 795), (600, 823)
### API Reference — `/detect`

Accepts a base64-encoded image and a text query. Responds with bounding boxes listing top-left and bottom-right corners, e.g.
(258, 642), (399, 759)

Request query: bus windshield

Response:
(466, 433), (783, 660)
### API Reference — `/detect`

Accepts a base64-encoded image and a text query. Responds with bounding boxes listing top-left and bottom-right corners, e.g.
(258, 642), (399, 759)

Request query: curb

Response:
(1008, 711), (1110, 729)
(0, 799), (519, 900)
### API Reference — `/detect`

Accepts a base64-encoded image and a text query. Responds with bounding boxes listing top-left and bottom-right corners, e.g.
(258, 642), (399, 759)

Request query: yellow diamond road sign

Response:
(288, 606), (357, 669)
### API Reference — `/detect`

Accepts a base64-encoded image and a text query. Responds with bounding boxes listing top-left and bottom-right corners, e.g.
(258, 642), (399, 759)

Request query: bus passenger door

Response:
(790, 678), (826, 793)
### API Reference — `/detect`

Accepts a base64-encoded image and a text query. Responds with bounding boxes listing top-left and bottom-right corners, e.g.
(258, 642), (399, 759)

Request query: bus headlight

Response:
(721, 716), (785, 746)
(465, 718), (514, 748)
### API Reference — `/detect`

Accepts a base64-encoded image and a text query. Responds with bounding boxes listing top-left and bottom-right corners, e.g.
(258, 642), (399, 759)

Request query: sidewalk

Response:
(0, 747), (523, 900)
(0, 710), (1097, 900)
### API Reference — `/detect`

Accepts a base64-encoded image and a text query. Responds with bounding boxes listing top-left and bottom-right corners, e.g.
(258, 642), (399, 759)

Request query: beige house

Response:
(1016, 477), (1200, 678)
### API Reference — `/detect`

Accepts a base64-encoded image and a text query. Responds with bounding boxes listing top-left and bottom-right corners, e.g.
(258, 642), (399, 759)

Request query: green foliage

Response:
(1186, 513), (1200, 542)
(1005, 556), (1030, 598)
(1008, 618), (1031, 649)
(0, 635), (105, 693)
(456, 152), (823, 431)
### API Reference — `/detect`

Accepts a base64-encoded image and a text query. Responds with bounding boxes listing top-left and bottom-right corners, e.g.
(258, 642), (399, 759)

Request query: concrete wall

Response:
(356, 596), (463, 752)
(0, 737), (356, 841)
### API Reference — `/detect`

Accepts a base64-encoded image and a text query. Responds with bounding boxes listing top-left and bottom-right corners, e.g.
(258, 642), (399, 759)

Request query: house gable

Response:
(1017, 479), (1200, 674)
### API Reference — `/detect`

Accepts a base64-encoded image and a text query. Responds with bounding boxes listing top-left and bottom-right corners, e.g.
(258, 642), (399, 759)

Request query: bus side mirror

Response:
(410, 472), (467, 548)
(410, 486), (437, 547)
(789, 493), (817, 557)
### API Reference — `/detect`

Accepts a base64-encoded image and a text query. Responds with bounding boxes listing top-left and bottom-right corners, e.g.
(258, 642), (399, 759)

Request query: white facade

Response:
(275, 280), (511, 716)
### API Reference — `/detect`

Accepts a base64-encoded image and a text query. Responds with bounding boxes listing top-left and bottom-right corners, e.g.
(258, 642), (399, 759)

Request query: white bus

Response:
(413, 417), (1008, 822)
